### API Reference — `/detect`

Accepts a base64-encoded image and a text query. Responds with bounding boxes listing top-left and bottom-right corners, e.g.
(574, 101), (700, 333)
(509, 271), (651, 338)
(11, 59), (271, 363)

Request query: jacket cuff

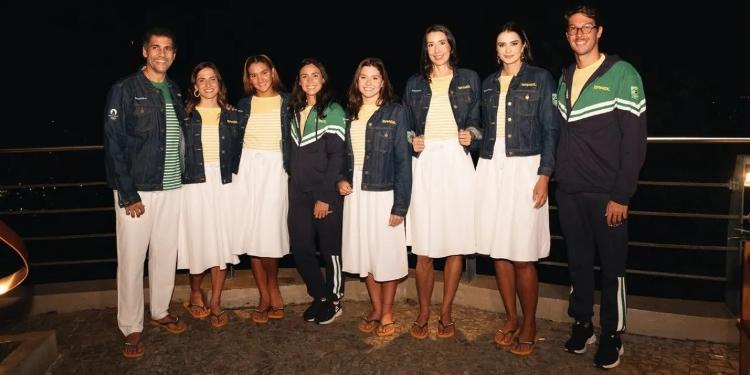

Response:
(609, 193), (630, 206)
(537, 167), (553, 177)
(466, 126), (482, 141)
(390, 206), (407, 217)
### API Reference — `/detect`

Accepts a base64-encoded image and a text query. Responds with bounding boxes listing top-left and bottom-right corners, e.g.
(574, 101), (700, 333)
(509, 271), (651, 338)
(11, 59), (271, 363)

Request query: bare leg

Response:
(514, 261), (539, 345)
(261, 257), (283, 307)
(251, 257), (270, 310)
(208, 266), (227, 314)
(380, 280), (398, 325)
(440, 255), (463, 323)
(415, 255), (434, 325)
(189, 273), (205, 306)
(494, 259), (519, 333)
(365, 274), (383, 321)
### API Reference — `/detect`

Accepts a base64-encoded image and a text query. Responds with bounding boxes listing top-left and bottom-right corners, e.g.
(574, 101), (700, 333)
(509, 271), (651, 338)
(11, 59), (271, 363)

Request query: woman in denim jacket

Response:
(402, 24), (481, 339)
(337, 58), (412, 337)
(178, 62), (245, 328)
(231, 55), (290, 323)
(475, 22), (560, 356)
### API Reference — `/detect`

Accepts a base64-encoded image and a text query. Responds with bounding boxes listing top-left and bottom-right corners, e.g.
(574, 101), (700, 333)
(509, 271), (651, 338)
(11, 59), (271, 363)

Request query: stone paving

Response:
(0, 300), (740, 374)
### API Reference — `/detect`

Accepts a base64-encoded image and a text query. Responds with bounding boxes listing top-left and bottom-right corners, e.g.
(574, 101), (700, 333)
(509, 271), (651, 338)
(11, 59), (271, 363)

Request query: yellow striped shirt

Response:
(351, 104), (378, 166)
(244, 95), (282, 151)
(196, 107), (221, 163)
(425, 74), (458, 140)
(496, 75), (512, 138)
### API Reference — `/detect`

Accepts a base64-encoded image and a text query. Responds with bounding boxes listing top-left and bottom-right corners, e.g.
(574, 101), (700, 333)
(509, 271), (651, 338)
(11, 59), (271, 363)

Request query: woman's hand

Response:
(413, 135), (425, 152)
(337, 181), (352, 196)
(313, 200), (331, 219)
(458, 129), (472, 146)
(532, 175), (549, 209)
(388, 214), (404, 227)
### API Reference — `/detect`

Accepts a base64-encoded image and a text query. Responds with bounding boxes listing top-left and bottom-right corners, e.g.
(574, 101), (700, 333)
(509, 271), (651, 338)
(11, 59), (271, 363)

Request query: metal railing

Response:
(1, 139), (749, 311)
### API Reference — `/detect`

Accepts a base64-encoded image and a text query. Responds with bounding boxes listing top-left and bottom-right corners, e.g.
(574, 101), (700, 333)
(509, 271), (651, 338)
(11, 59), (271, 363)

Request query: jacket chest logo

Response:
(593, 85), (610, 92)
(520, 82), (536, 88)
(457, 85), (471, 90)
(381, 119), (396, 126)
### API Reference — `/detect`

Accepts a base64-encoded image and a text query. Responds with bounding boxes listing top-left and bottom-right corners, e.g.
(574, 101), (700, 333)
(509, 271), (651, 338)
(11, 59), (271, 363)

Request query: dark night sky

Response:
(19, 0), (749, 148)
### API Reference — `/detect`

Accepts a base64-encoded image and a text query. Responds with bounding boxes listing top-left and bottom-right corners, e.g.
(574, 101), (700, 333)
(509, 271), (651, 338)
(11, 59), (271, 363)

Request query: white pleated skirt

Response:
(406, 139), (476, 258)
(342, 167), (408, 282)
(178, 162), (239, 274)
(231, 148), (290, 258)
(475, 141), (550, 261)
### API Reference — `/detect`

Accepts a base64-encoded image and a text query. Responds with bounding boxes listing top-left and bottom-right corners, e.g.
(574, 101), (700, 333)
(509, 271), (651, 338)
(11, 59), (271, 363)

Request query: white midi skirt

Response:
(342, 167), (409, 282)
(231, 148), (290, 258)
(178, 162), (239, 274)
(475, 141), (550, 261)
(406, 139), (476, 258)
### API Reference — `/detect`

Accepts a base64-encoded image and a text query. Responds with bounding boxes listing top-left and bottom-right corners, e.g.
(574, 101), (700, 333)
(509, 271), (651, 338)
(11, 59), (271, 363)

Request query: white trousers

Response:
(114, 189), (181, 336)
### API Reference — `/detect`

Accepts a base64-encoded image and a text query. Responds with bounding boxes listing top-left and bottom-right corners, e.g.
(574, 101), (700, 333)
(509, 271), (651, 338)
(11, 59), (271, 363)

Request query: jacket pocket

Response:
(512, 90), (539, 117)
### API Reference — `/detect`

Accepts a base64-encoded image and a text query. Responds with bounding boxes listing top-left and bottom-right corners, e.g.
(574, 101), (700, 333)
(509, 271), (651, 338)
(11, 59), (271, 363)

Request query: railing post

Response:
(725, 154), (748, 314)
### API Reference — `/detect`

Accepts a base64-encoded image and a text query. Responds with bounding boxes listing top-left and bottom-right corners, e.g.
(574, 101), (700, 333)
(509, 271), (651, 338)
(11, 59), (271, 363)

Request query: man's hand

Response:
(605, 200), (628, 227)
(124, 202), (145, 218)
(314, 200), (331, 219)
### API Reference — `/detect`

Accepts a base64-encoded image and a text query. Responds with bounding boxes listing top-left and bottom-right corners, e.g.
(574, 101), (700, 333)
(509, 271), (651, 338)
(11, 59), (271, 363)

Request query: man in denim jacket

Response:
(103, 26), (187, 359)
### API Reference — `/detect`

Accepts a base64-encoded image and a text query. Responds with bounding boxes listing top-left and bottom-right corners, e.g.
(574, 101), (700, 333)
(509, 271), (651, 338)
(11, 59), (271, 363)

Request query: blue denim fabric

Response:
(479, 63), (560, 176)
(103, 70), (187, 207)
(182, 108), (246, 184)
(341, 103), (412, 216)
(402, 68), (481, 154)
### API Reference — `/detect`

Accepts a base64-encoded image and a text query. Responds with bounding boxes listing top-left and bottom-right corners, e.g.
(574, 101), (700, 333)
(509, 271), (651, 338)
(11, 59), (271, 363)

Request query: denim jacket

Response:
(235, 92), (291, 174)
(402, 68), (481, 154)
(341, 103), (412, 216)
(103, 70), (186, 207)
(182, 108), (246, 184)
(479, 63), (560, 176)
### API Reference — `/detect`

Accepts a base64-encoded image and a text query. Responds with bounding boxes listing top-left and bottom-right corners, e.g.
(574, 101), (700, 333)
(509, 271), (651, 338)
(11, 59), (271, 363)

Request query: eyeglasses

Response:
(566, 24), (598, 36)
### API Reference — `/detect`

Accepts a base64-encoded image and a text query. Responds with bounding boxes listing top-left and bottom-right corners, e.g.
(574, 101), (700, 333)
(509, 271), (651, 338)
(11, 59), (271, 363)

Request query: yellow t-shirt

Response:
(424, 74), (458, 141)
(571, 53), (605, 105)
(299, 105), (313, 135)
(351, 104), (379, 166)
(196, 107), (221, 163)
(496, 75), (513, 139)
(244, 95), (282, 151)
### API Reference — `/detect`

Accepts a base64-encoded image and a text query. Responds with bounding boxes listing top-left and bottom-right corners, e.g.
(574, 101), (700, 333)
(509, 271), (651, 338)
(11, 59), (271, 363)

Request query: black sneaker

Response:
(594, 332), (624, 369)
(303, 298), (324, 322)
(315, 299), (342, 325)
(564, 321), (596, 354)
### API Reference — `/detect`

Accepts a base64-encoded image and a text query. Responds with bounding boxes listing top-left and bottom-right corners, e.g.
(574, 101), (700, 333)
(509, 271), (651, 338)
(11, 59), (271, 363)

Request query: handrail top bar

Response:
(0, 145), (103, 154)
(1, 138), (750, 153)
(647, 137), (750, 144)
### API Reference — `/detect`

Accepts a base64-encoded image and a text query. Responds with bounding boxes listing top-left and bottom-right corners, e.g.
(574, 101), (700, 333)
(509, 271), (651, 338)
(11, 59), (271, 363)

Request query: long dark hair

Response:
(185, 61), (228, 115)
(498, 21), (534, 64)
(420, 24), (459, 82)
(347, 58), (397, 120)
(242, 54), (285, 97)
(289, 58), (334, 119)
